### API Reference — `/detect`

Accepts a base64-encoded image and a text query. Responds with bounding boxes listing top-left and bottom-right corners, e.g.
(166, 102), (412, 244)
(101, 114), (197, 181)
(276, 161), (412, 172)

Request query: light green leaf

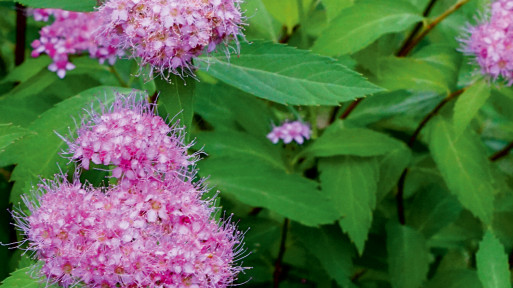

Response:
(313, 0), (423, 56)
(319, 156), (379, 254)
(0, 124), (32, 153)
(453, 79), (491, 135)
(376, 57), (451, 94)
(198, 41), (383, 105)
(0, 266), (59, 288)
(428, 117), (495, 224)
(243, 0), (281, 42)
(304, 120), (406, 158)
(376, 145), (411, 200)
(155, 76), (195, 137)
(322, 0), (353, 22)
(295, 224), (353, 287)
(15, 0), (95, 11)
(0, 57), (50, 84)
(476, 231), (511, 288)
(387, 222), (429, 288)
(261, 0), (311, 33)
(199, 157), (339, 226)
(407, 186), (463, 239)
(195, 131), (285, 170)
(9, 86), (137, 203)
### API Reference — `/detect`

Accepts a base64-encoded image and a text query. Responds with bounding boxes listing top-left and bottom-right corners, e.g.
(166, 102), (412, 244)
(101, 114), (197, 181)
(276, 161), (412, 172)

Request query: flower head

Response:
(13, 91), (247, 287)
(267, 120), (311, 145)
(459, 0), (513, 84)
(29, 9), (123, 78)
(64, 93), (198, 185)
(96, 0), (244, 79)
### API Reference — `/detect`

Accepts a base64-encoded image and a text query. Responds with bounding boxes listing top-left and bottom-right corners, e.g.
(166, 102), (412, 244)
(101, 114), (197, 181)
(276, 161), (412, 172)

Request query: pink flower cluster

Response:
(29, 9), (123, 78)
(13, 92), (246, 288)
(460, 0), (513, 83)
(67, 96), (195, 186)
(96, 0), (243, 78)
(267, 121), (311, 145)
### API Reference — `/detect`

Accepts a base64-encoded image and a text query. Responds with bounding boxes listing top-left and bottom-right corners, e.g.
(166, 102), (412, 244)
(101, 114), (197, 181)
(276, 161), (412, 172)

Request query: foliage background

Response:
(1, 0), (513, 287)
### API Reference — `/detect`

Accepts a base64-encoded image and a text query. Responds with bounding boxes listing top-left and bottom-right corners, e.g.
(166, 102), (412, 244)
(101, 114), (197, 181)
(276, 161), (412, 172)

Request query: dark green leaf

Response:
(387, 222), (429, 288)
(319, 156), (379, 254)
(426, 270), (483, 288)
(197, 41), (383, 105)
(476, 231), (511, 288)
(376, 145), (411, 200)
(313, 0), (423, 56)
(156, 76), (195, 136)
(0, 57), (50, 84)
(199, 157), (339, 226)
(407, 186), (463, 239)
(428, 117), (495, 224)
(295, 224), (353, 287)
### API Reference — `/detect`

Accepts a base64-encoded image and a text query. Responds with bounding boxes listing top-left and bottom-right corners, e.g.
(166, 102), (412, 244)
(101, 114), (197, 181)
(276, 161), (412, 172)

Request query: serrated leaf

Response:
(295, 224), (353, 287)
(9, 86), (137, 203)
(312, 0), (423, 56)
(155, 76), (195, 138)
(407, 186), (463, 239)
(319, 156), (379, 254)
(0, 124), (32, 153)
(199, 157), (339, 226)
(376, 145), (411, 200)
(304, 120), (405, 158)
(453, 79), (491, 135)
(197, 41), (383, 105)
(476, 231), (511, 288)
(15, 0), (95, 11)
(428, 117), (495, 224)
(0, 266), (59, 288)
(387, 222), (429, 288)
(195, 131), (285, 170)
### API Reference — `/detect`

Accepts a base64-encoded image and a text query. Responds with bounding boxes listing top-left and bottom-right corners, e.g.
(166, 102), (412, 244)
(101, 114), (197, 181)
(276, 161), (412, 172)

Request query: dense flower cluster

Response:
(13, 93), (245, 288)
(460, 0), (513, 83)
(29, 9), (123, 78)
(267, 121), (311, 145)
(96, 0), (244, 78)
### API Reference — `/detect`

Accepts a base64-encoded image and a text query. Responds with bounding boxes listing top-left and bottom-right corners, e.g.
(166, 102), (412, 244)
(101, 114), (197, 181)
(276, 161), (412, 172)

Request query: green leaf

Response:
(0, 124), (32, 153)
(376, 57), (451, 94)
(261, 0), (311, 33)
(319, 156), (379, 254)
(0, 57), (50, 84)
(304, 120), (406, 158)
(295, 224), (353, 287)
(197, 41), (383, 105)
(476, 231), (511, 288)
(312, 0), (423, 56)
(195, 131), (285, 170)
(243, 0), (281, 42)
(428, 117), (495, 224)
(8, 86), (137, 203)
(155, 76), (195, 137)
(199, 157), (339, 226)
(321, 0), (353, 22)
(0, 266), (58, 288)
(15, 0), (95, 11)
(387, 222), (429, 288)
(376, 145), (411, 200)
(453, 79), (491, 136)
(407, 186), (463, 239)
(426, 270), (483, 288)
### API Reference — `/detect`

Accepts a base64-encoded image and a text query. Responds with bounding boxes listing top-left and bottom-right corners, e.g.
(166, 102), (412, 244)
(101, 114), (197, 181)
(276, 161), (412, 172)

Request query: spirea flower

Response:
(459, 0), (513, 84)
(29, 9), (124, 78)
(13, 92), (247, 288)
(65, 94), (198, 185)
(96, 0), (244, 78)
(267, 120), (311, 145)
